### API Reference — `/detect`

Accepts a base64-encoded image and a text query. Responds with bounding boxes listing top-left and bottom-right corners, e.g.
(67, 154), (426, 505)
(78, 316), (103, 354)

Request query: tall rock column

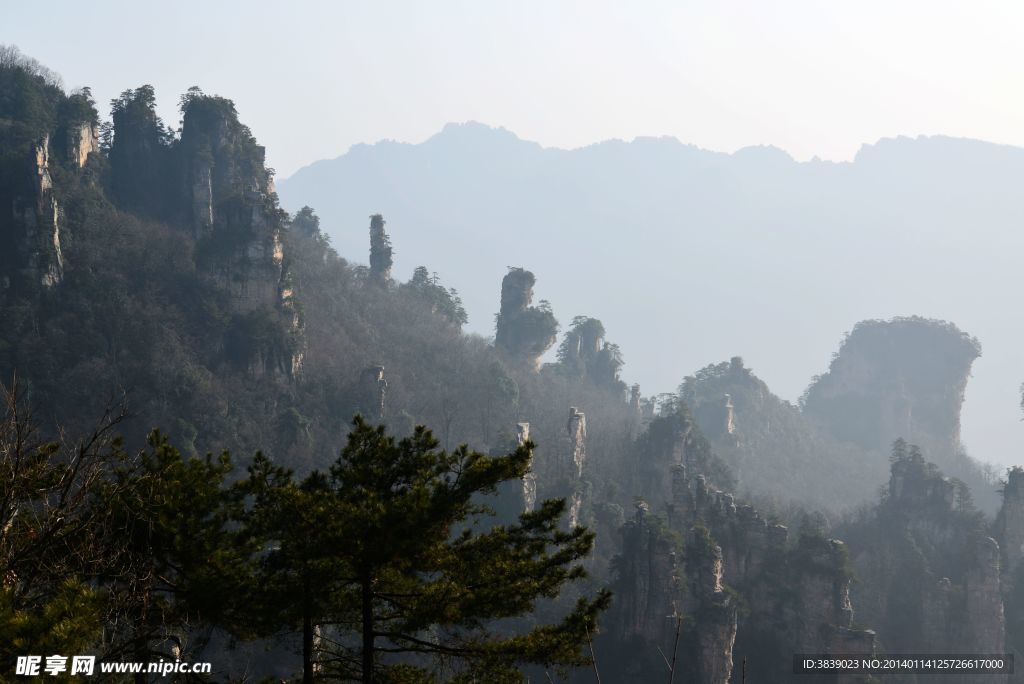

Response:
(682, 526), (737, 684)
(517, 422), (537, 513)
(8, 135), (63, 289)
(566, 407), (587, 527)
(567, 407), (586, 479)
(628, 384), (644, 438)
(999, 467), (1024, 574)
(179, 96), (285, 311)
(965, 538), (1006, 662)
(176, 93), (303, 379)
(613, 502), (678, 641)
(359, 366), (387, 421)
(368, 214), (392, 286)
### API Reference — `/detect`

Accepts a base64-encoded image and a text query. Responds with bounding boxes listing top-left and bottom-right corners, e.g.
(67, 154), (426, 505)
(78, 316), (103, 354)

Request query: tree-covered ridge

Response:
(682, 333), (999, 515)
(681, 356), (887, 510)
(0, 379), (609, 682)
(0, 46), (77, 145)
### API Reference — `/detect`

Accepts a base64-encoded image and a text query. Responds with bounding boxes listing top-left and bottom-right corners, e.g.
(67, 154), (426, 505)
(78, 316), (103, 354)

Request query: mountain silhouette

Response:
(277, 123), (1024, 465)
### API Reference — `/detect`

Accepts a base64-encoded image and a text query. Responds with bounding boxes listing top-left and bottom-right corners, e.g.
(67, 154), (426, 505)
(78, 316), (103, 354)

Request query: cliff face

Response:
(3, 125), (101, 296)
(996, 467), (1024, 676)
(608, 414), (874, 683)
(64, 121), (99, 170)
(80, 86), (304, 379)
(613, 503), (678, 643)
(0, 68), (98, 296)
(632, 406), (735, 512)
(679, 526), (738, 684)
(179, 94), (288, 314)
(5, 135), (64, 290)
(802, 317), (979, 459)
(609, 506), (736, 684)
(555, 317), (625, 390)
(565, 407), (587, 527)
(668, 462), (875, 670)
(997, 467), (1024, 574)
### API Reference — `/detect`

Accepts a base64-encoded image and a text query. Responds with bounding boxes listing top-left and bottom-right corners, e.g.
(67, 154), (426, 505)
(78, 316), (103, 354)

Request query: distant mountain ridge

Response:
(277, 123), (1024, 466)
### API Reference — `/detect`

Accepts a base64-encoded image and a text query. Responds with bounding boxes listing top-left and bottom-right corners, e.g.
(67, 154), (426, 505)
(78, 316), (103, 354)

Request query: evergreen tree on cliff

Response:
(246, 416), (610, 683)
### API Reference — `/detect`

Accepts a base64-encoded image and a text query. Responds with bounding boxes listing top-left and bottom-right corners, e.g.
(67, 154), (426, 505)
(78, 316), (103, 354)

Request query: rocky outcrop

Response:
(556, 316), (625, 389)
(65, 121), (98, 169)
(722, 394), (735, 436)
(668, 464), (782, 588)
(683, 356), (890, 512)
(633, 406), (736, 516)
(566, 407), (586, 479)
(493, 267), (558, 371)
(611, 403), (876, 681)
(172, 93), (303, 378)
(668, 461), (875, 675)
(965, 537), (1005, 657)
(359, 366), (387, 421)
(918, 539), (1006, 683)
(609, 504), (737, 684)
(368, 214), (392, 286)
(559, 317), (603, 369)
(179, 96), (285, 312)
(889, 448), (955, 507)
(613, 502), (678, 642)
(681, 526), (737, 684)
(787, 537), (875, 656)
(997, 467), (1024, 574)
(629, 384), (642, 417)
(802, 317), (979, 458)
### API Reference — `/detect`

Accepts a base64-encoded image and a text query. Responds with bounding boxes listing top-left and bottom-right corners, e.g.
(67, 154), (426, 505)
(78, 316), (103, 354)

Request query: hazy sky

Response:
(5, 1), (1023, 177)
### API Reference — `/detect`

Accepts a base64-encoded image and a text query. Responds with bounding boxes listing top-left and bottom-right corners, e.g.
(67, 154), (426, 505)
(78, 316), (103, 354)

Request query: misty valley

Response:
(1, 45), (1023, 684)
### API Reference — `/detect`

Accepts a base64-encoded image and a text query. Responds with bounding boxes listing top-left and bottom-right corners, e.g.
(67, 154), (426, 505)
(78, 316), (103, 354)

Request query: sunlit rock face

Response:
(517, 422), (536, 513)
(179, 96), (285, 312)
(359, 365), (387, 421)
(566, 407), (586, 527)
(65, 121), (99, 169)
(5, 135), (64, 291)
(174, 94), (303, 378)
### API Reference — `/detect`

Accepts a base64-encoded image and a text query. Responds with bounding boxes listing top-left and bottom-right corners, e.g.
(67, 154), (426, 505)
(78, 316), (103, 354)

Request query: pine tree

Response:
(247, 416), (610, 683)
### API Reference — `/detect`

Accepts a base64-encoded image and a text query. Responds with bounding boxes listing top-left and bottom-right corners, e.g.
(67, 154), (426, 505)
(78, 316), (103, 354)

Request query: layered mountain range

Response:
(278, 123), (1024, 467)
